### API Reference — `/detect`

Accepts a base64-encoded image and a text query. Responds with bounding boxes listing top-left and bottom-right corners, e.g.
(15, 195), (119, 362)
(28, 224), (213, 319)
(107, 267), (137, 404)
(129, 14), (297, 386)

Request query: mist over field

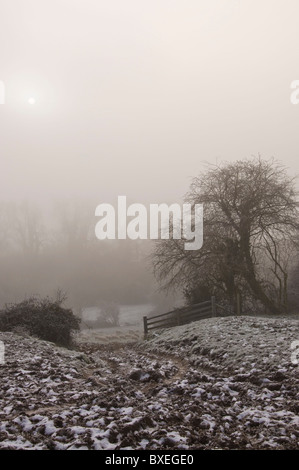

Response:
(0, 199), (174, 314)
(0, 1), (299, 452)
(1, 0), (299, 318)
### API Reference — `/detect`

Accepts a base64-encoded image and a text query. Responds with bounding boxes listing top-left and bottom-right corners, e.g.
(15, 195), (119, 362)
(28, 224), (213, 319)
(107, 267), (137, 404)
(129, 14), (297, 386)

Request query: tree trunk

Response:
(240, 231), (281, 315)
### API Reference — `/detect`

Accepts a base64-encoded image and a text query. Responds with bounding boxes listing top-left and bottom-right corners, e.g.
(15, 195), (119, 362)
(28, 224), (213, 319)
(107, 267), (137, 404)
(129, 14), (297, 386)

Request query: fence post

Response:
(143, 316), (148, 338)
(211, 296), (216, 317)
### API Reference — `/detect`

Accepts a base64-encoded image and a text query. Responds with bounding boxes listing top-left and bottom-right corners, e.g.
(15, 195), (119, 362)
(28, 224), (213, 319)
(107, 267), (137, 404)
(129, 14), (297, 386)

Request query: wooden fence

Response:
(143, 296), (236, 337)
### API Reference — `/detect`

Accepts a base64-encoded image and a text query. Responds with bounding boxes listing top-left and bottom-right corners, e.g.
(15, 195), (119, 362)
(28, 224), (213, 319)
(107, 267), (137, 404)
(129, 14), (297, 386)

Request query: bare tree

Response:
(12, 202), (45, 256)
(53, 200), (94, 252)
(99, 301), (120, 327)
(153, 157), (299, 314)
(0, 202), (13, 254)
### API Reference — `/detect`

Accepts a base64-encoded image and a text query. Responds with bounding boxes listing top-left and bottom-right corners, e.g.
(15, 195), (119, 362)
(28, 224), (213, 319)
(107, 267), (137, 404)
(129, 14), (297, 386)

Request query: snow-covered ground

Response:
(78, 325), (143, 344)
(0, 315), (298, 450)
(82, 303), (154, 327)
(79, 304), (152, 343)
(79, 304), (155, 344)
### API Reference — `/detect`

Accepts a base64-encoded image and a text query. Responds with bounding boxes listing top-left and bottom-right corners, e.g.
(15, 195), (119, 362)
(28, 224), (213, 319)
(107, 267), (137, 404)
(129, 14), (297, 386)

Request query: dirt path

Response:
(18, 342), (190, 430)
(0, 326), (298, 450)
(78, 342), (189, 394)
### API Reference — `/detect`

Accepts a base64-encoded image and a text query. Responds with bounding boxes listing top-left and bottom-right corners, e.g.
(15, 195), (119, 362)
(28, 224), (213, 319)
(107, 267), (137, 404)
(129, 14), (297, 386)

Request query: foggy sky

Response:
(1, 0), (299, 207)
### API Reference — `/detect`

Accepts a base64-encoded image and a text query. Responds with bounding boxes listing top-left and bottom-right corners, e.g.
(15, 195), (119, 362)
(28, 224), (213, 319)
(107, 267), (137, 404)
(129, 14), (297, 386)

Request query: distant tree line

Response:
(0, 200), (156, 313)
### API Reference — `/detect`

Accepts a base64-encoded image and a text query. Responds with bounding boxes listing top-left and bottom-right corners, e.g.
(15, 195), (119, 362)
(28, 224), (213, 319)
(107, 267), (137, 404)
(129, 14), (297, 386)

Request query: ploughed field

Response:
(0, 315), (298, 449)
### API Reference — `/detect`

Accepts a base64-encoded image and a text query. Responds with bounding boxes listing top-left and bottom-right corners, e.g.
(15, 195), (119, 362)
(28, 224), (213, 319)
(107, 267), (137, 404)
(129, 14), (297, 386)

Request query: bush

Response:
(98, 301), (120, 327)
(82, 301), (120, 329)
(0, 296), (80, 347)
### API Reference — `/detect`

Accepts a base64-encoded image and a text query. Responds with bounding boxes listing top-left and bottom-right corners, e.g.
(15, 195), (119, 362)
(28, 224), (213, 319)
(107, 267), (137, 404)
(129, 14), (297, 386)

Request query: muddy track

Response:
(1, 322), (298, 450)
(78, 342), (189, 393)
(19, 343), (188, 423)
